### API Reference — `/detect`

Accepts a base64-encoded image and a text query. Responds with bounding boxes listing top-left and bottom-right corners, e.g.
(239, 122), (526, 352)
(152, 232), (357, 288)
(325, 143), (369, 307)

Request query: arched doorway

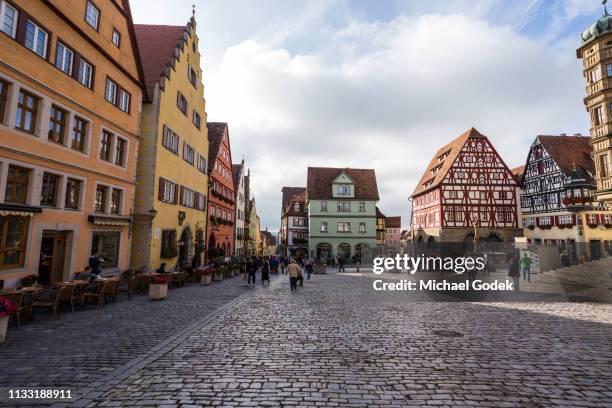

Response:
(464, 233), (475, 252)
(355, 243), (371, 263)
(486, 233), (501, 242)
(316, 243), (332, 260)
(179, 227), (193, 267)
(338, 243), (351, 260)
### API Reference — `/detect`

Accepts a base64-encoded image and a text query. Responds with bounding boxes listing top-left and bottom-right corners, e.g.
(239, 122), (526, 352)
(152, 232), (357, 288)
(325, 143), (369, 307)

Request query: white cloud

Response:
(205, 12), (589, 231)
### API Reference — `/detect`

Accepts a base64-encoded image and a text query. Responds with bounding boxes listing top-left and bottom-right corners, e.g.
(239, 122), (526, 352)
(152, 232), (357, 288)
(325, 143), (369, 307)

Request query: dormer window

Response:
(293, 203), (299, 212)
(337, 184), (350, 195)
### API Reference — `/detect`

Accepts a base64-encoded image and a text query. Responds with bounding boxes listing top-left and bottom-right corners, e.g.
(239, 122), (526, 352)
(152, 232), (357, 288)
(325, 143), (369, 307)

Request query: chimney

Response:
(574, 133), (581, 136)
(560, 133), (566, 136)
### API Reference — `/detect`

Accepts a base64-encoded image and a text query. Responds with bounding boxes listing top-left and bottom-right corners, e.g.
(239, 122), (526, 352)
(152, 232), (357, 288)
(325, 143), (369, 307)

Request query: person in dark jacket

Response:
(305, 259), (313, 280)
(89, 252), (102, 277)
(508, 253), (520, 291)
(337, 256), (345, 273)
(248, 257), (257, 287)
(261, 257), (270, 285)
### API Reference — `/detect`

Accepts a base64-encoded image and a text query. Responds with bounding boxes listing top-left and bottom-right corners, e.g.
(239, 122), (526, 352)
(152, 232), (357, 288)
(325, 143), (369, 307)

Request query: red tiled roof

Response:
(385, 216), (401, 228)
(376, 206), (386, 219)
(306, 167), (379, 200)
(281, 187), (306, 211)
(537, 135), (594, 182)
(207, 122), (228, 172)
(412, 127), (486, 197)
(232, 162), (243, 193)
(134, 24), (187, 102)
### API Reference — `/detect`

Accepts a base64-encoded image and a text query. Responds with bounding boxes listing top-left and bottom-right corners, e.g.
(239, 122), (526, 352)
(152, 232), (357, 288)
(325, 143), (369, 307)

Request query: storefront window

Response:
(90, 232), (119, 269)
(0, 216), (29, 269)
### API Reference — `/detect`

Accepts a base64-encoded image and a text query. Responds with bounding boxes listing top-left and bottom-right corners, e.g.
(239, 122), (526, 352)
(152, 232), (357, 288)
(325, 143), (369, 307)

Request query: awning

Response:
(88, 215), (131, 227)
(0, 204), (42, 217)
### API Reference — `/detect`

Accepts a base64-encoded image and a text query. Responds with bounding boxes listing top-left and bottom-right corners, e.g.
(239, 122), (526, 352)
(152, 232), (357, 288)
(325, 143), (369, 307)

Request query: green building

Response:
(306, 167), (379, 262)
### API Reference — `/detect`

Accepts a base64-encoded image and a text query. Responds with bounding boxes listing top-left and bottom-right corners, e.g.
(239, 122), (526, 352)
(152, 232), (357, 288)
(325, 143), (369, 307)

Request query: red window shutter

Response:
(535, 217), (540, 227)
(158, 178), (165, 201)
(553, 216), (559, 226)
(572, 215), (577, 225)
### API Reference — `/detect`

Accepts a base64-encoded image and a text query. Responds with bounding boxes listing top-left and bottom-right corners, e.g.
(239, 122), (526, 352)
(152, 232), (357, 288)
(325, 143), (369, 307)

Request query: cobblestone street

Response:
(68, 271), (612, 408)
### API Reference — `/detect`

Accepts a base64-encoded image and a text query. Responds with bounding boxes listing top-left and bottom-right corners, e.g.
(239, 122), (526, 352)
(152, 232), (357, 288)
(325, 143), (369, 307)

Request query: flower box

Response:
(213, 270), (224, 281)
(149, 283), (168, 300)
(0, 316), (8, 343)
(314, 263), (327, 274)
(201, 274), (212, 285)
(0, 296), (16, 342)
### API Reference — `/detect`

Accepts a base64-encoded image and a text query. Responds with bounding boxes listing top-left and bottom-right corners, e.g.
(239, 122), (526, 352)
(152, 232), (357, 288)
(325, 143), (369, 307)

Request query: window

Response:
(118, 89), (130, 113)
(71, 116), (87, 152)
(55, 42), (74, 75)
(359, 202), (366, 212)
(0, 1), (18, 38)
(94, 185), (108, 212)
(85, 1), (100, 30)
(559, 215), (573, 225)
(40, 173), (60, 207)
(196, 192), (206, 211)
(0, 216), (29, 269)
(160, 229), (177, 258)
(188, 64), (197, 87)
(594, 106), (604, 126)
(183, 143), (195, 165)
(599, 154), (610, 177)
(320, 201), (327, 212)
(77, 59), (93, 88)
(197, 154), (206, 174)
(337, 184), (350, 195)
(192, 110), (201, 129)
(100, 131), (113, 161)
(589, 66), (601, 82)
(294, 203), (300, 212)
(15, 89), (39, 133)
(0, 78), (9, 123)
(111, 28), (121, 47)
(158, 178), (177, 204)
(48, 105), (67, 144)
(180, 186), (195, 208)
(65, 178), (81, 210)
(91, 232), (120, 270)
(105, 78), (117, 104)
(115, 137), (126, 166)
(337, 201), (351, 212)
(607, 64), (612, 77)
(4, 166), (29, 204)
(162, 125), (179, 154)
(110, 188), (122, 214)
(337, 222), (351, 232)
(25, 20), (48, 58)
(320, 221), (328, 233)
(359, 222), (366, 233)
(177, 91), (187, 115)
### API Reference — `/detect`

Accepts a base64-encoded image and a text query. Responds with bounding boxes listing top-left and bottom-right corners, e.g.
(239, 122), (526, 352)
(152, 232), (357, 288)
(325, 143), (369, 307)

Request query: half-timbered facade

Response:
(280, 187), (308, 258)
(519, 135), (612, 259)
(411, 128), (521, 243)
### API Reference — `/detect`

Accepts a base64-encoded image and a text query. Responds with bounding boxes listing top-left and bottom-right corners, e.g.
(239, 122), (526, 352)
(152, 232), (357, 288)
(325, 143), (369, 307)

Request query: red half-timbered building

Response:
(206, 122), (235, 258)
(411, 128), (521, 243)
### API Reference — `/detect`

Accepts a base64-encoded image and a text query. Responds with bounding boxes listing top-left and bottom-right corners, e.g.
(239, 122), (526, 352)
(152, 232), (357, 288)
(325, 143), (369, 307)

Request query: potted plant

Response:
(149, 275), (169, 300)
(201, 266), (213, 285)
(21, 274), (37, 287)
(0, 296), (16, 343)
(213, 265), (224, 281)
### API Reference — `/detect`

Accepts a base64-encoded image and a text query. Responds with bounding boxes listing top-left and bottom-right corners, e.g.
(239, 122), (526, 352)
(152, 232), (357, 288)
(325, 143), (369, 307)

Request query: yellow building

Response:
(0, 0), (143, 285)
(130, 16), (208, 271)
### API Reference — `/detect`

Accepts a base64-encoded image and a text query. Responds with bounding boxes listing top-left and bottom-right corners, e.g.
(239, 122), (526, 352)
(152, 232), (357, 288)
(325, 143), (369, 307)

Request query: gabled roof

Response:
(281, 187), (306, 211)
(385, 216), (401, 228)
(134, 23), (190, 102)
(376, 206), (386, 219)
(535, 135), (594, 182)
(306, 167), (379, 200)
(207, 122), (228, 172)
(232, 162), (243, 193)
(512, 165), (525, 187)
(412, 127), (487, 197)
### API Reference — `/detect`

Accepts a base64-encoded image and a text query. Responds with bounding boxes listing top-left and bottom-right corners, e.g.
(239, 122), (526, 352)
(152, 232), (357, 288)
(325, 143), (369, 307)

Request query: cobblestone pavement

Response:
(0, 274), (272, 394)
(84, 271), (612, 408)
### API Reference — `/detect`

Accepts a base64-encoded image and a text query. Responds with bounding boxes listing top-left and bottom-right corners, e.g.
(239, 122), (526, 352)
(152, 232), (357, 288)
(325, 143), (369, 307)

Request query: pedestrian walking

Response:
(248, 257), (257, 287)
(520, 253), (532, 282)
(261, 257), (270, 285)
(305, 259), (313, 280)
(508, 253), (520, 291)
(287, 259), (301, 292)
(337, 256), (345, 273)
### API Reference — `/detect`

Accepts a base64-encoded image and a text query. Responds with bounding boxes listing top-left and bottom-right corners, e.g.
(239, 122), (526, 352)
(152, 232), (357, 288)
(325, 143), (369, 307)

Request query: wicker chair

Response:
(83, 281), (106, 308)
(3, 292), (24, 327)
(31, 285), (74, 320)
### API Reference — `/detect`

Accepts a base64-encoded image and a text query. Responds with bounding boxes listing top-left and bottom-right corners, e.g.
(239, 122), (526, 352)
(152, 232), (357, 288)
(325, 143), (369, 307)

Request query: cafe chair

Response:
(31, 285), (74, 320)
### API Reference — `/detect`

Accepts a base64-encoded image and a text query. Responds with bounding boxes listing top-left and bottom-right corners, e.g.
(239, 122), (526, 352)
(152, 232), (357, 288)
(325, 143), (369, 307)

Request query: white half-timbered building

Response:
(519, 135), (612, 260)
(411, 128), (521, 244)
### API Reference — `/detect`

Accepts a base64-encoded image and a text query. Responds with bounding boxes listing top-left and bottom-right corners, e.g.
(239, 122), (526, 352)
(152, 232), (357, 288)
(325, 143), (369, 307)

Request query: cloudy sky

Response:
(131, 0), (601, 233)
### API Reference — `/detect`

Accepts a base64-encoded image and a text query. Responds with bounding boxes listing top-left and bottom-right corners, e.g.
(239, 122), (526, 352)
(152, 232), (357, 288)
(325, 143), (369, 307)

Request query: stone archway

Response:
(316, 243), (332, 260)
(338, 243), (351, 260)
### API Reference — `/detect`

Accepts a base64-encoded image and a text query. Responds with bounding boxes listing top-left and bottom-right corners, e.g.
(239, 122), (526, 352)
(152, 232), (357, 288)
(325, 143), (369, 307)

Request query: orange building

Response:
(0, 0), (143, 286)
(206, 122), (235, 258)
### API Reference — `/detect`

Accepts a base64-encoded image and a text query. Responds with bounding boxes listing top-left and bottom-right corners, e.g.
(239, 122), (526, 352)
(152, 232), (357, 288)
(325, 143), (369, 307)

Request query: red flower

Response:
(0, 296), (16, 318)
(154, 276), (169, 284)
